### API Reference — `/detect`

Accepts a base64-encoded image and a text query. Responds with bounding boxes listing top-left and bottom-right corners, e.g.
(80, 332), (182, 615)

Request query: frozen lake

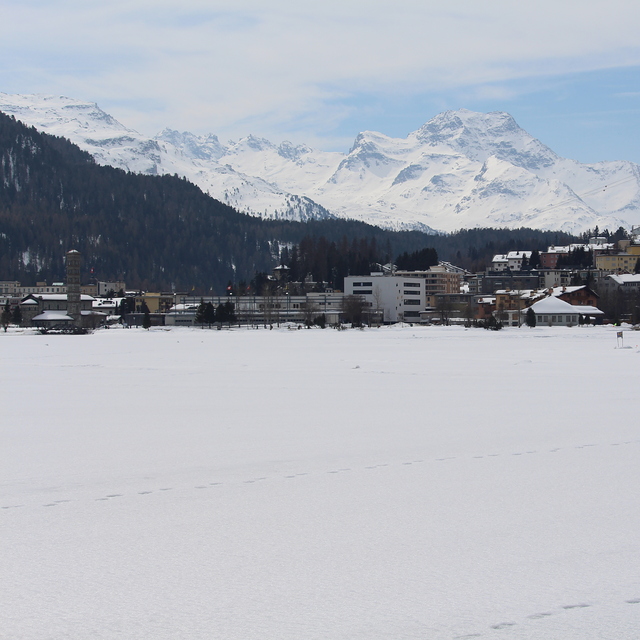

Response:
(2, 324), (640, 639)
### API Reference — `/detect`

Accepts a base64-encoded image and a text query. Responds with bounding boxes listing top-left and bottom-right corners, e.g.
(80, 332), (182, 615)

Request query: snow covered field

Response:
(2, 325), (640, 640)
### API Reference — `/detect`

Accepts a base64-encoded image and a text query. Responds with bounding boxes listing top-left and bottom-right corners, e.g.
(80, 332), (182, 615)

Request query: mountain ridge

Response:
(1, 93), (639, 234)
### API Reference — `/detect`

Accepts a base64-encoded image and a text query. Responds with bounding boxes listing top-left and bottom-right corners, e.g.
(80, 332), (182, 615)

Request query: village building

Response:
(523, 296), (581, 327)
(344, 273), (425, 323)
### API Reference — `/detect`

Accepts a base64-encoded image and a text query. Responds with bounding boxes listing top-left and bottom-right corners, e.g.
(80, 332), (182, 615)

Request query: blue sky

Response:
(2, 0), (640, 163)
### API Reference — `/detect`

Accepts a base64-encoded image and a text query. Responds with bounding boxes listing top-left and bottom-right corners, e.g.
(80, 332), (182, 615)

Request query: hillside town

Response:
(2, 227), (640, 332)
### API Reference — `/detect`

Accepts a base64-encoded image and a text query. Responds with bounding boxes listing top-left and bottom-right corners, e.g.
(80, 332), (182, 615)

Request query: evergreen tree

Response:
(142, 303), (151, 330)
(204, 302), (216, 327)
(195, 298), (207, 327)
(224, 300), (236, 326)
(11, 304), (22, 326)
(1, 301), (11, 331)
(525, 307), (537, 328)
(395, 247), (439, 271)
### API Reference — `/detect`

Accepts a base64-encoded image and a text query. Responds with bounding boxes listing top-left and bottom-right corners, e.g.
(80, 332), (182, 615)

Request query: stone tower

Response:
(66, 250), (81, 322)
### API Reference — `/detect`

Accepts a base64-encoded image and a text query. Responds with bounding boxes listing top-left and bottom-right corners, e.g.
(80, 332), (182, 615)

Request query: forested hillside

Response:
(0, 111), (580, 291)
(0, 112), (432, 291)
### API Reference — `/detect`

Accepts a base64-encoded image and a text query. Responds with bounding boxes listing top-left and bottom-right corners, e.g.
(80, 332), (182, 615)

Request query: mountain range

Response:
(2, 93), (639, 235)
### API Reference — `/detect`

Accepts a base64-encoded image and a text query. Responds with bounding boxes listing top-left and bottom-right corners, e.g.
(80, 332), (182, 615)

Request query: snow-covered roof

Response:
(607, 274), (640, 285)
(169, 304), (199, 312)
(32, 310), (73, 321)
(572, 305), (604, 316)
(26, 293), (95, 301)
(495, 289), (542, 299)
(491, 254), (508, 262)
(92, 300), (118, 309)
(506, 251), (532, 260)
(545, 243), (614, 254)
(551, 286), (586, 297)
(527, 297), (576, 314)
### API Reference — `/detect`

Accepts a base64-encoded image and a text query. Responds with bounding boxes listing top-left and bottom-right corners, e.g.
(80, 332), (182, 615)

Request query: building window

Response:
(355, 290), (372, 295)
(404, 282), (420, 287)
(404, 311), (420, 318)
(404, 290), (421, 295)
(404, 299), (421, 305)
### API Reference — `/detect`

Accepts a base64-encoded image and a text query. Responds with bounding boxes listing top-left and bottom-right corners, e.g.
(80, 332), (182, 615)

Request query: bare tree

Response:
(342, 295), (366, 327)
(371, 284), (384, 326)
(302, 300), (320, 327)
(436, 295), (454, 325)
(261, 283), (274, 328)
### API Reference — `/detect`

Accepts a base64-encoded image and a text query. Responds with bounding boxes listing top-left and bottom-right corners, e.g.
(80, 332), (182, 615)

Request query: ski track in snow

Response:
(2, 438), (639, 511)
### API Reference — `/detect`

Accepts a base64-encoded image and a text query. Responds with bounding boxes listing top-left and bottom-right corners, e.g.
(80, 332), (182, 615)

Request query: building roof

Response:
(545, 243), (614, 254)
(608, 274), (640, 285)
(32, 310), (74, 322)
(550, 285), (586, 297)
(528, 296), (577, 314)
(23, 293), (95, 302)
(506, 251), (532, 260)
(573, 305), (604, 316)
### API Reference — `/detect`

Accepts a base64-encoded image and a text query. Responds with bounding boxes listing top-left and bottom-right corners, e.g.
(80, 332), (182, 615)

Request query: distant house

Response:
(490, 251), (532, 271)
(551, 285), (599, 307)
(506, 251), (532, 271)
(523, 296), (581, 326)
(490, 254), (509, 272)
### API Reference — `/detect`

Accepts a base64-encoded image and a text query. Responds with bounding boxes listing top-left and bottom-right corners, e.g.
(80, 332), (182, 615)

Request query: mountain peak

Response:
(412, 108), (557, 170)
(155, 129), (226, 161)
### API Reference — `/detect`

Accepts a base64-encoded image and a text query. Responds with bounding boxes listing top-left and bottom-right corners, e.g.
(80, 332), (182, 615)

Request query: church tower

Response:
(66, 250), (81, 322)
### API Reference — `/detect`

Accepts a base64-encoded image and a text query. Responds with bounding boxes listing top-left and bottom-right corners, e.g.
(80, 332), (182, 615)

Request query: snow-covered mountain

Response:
(2, 93), (639, 234)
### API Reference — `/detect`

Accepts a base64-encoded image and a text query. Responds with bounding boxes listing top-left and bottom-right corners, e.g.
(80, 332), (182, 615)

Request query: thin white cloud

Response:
(2, 0), (640, 145)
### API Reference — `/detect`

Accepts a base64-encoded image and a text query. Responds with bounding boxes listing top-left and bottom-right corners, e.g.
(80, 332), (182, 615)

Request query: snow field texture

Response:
(1, 325), (640, 639)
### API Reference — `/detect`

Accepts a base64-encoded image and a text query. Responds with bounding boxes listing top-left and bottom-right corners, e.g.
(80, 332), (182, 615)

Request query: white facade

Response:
(97, 281), (126, 296)
(506, 251), (532, 270)
(344, 274), (425, 323)
(523, 296), (579, 326)
(491, 254), (509, 271)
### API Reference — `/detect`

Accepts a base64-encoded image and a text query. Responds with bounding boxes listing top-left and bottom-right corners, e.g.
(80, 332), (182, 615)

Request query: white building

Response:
(523, 296), (580, 326)
(344, 274), (425, 323)
(506, 251), (533, 270)
(491, 254), (509, 271)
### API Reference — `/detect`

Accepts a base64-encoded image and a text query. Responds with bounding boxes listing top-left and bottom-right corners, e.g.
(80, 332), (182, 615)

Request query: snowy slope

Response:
(0, 94), (333, 223)
(2, 325), (640, 640)
(2, 93), (640, 233)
